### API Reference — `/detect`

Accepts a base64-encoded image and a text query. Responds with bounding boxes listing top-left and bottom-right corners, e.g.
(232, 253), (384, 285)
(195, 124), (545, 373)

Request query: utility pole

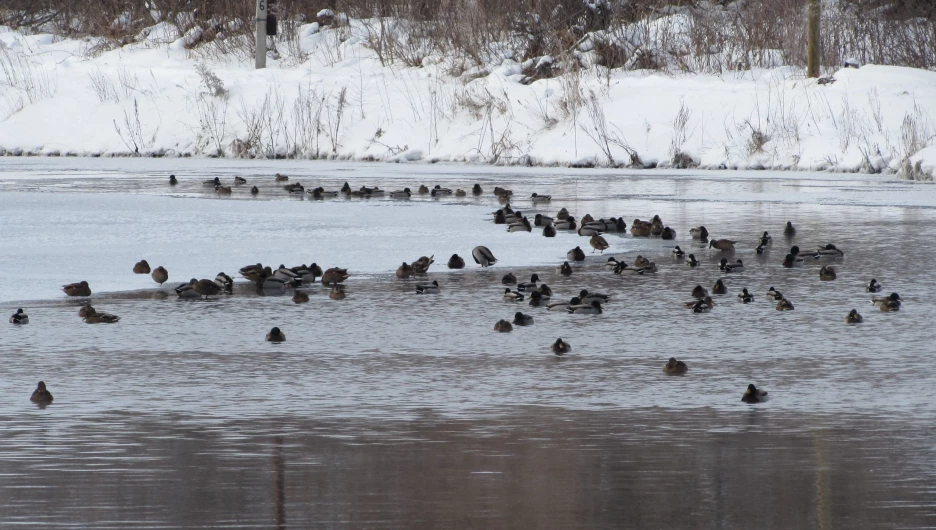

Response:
(806, 0), (820, 78)
(255, 0), (267, 69)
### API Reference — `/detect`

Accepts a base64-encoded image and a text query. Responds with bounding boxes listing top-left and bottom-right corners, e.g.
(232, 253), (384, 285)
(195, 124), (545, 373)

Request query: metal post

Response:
(255, 0), (267, 69)
(806, 0), (820, 78)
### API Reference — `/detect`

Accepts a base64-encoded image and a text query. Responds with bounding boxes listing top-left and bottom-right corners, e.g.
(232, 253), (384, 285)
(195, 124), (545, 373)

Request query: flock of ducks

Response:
(13, 175), (907, 406)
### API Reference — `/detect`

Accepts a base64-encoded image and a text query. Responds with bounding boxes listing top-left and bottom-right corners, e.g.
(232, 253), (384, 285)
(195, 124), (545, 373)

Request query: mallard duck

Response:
(493, 210), (508, 224)
(776, 298), (794, 311)
(763, 287), (781, 300)
(554, 217), (577, 231)
(567, 246), (586, 262)
(173, 282), (200, 299)
(416, 184), (429, 194)
(389, 188), (412, 199)
(513, 312), (534, 325)
(9, 308), (28, 324)
(292, 291), (309, 304)
(83, 306), (120, 323)
(551, 338), (571, 356)
(845, 309), (863, 323)
(759, 231), (772, 245)
(412, 255), (434, 274)
(738, 288), (754, 303)
(503, 288), (524, 302)
(531, 193), (551, 204)
(214, 272), (233, 293)
(275, 173), (289, 182)
(690, 226), (709, 240)
(605, 257), (621, 270)
(866, 279), (882, 293)
(502, 273), (517, 285)
(215, 185), (233, 195)
(543, 225), (557, 237)
(189, 278), (221, 298)
(712, 279), (727, 295)
(416, 280), (440, 294)
(790, 245), (818, 260)
(782, 253), (804, 268)
(612, 261), (645, 275)
(283, 182), (304, 194)
(169, 174), (178, 185)
(448, 254), (465, 269)
(630, 221), (651, 237)
(266, 327), (286, 342)
(472, 246), (497, 267)
(151, 266), (168, 285)
(718, 258), (730, 271)
(685, 254), (700, 267)
(260, 274), (287, 295)
(322, 268), (349, 285)
(528, 291), (544, 307)
(589, 234), (610, 253)
(725, 259), (744, 273)
(633, 256), (650, 269)
(547, 296), (580, 311)
(784, 221), (796, 236)
(30, 381), (53, 403)
(204, 176), (221, 186)
(534, 214), (554, 227)
(664, 358), (688, 374)
(578, 290), (610, 304)
(874, 292), (902, 312)
(557, 261), (573, 276)
(819, 265), (837, 281)
(133, 260), (151, 274)
(691, 285), (709, 299)
(569, 300), (603, 314)
(577, 225), (602, 237)
(537, 284), (552, 298)
(329, 285), (346, 300)
(691, 299), (711, 313)
(238, 262), (264, 280)
(494, 319), (513, 332)
(517, 274), (540, 292)
(709, 239), (736, 252)
(672, 246), (685, 258)
(251, 186), (259, 195)
(552, 207), (568, 220)
(742, 384), (768, 403)
(685, 295), (715, 309)
(507, 217), (532, 232)
(233, 176), (246, 184)
(391, 263), (412, 280)
(816, 244), (844, 257)
(755, 243), (767, 254)
(454, 188), (466, 197)
(62, 281), (91, 297)
(580, 214), (595, 226)
(661, 227), (676, 240)
(472, 183), (483, 195)
(872, 292), (901, 306)
(431, 185), (453, 196)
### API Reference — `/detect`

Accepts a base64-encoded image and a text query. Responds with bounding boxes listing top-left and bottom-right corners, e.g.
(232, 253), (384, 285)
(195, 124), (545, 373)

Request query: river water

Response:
(2, 159), (935, 528)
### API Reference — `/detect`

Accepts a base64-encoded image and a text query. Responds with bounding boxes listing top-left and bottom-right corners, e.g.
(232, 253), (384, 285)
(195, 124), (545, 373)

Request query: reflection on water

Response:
(3, 161), (936, 527)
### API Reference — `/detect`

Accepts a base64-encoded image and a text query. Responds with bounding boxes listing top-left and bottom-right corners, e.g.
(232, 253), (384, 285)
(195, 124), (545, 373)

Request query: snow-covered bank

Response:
(2, 21), (936, 179)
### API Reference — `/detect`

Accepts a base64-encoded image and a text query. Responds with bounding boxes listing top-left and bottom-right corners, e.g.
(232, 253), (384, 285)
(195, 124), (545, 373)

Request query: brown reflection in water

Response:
(1, 408), (934, 529)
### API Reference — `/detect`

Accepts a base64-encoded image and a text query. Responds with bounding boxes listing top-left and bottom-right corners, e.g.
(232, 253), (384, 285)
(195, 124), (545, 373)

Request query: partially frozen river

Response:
(2, 158), (936, 528)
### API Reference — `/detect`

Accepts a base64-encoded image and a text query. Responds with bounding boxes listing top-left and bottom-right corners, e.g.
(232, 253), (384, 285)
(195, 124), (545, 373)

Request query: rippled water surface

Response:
(2, 159), (936, 528)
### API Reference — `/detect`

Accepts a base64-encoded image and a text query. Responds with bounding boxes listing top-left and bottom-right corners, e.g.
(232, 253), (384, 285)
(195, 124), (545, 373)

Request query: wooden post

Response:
(255, 0), (267, 69)
(806, 0), (820, 78)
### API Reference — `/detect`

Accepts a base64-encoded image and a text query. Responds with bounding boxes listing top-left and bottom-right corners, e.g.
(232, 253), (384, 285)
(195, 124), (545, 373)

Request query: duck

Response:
(534, 214), (554, 227)
(604, 257), (621, 270)
(581, 214), (595, 226)
(766, 287), (784, 300)
(634, 256), (652, 269)
(493, 210), (507, 224)
(329, 285), (347, 300)
(215, 184), (233, 195)
(537, 284), (552, 298)
(672, 246), (685, 259)
(517, 274), (540, 292)
(472, 246), (497, 267)
(418, 184), (430, 194)
(579, 290), (610, 304)
(568, 300), (603, 314)
(866, 279), (882, 293)
(557, 261), (573, 276)
(321, 268), (349, 285)
(133, 260), (151, 274)
(431, 185), (453, 196)
(690, 299), (712, 313)
(234, 176), (247, 184)
(454, 189), (467, 197)
(494, 319), (513, 332)
(845, 309), (863, 323)
(554, 217), (577, 231)
(507, 217), (532, 232)
(725, 259), (744, 272)
(548, 296), (580, 311)
(630, 220), (651, 237)
(555, 207), (570, 220)
(9, 308), (28, 324)
(816, 243), (844, 257)
(691, 285), (709, 299)
(251, 186), (259, 195)
(472, 183), (483, 195)
(203, 176), (221, 187)
(664, 358), (688, 374)
(503, 288), (524, 302)
(589, 234), (610, 253)
(567, 246), (586, 262)
(819, 265), (837, 281)
(661, 227), (676, 240)
(685, 254), (700, 267)
(275, 173), (289, 182)
(531, 193), (551, 204)
(528, 291), (545, 307)
(82, 306), (120, 323)
(718, 258), (730, 271)
(62, 281), (91, 297)
(292, 291), (310, 304)
(755, 243), (767, 254)
(741, 384), (768, 403)
(711, 279), (728, 295)
(502, 272), (517, 285)
(412, 255), (434, 274)
(759, 231), (772, 245)
(173, 282), (200, 299)
(30, 381), (53, 403)
(543, 225), (557, 237)
(551, 338), (571, 356)
(299, 263), (324, 284)
(791, 245), (818, 260)
(447, 254), (465, 269)
(513, 312), (534, 326)
(612, 261), (645, 275)
(738, 288), (754, 303)
(389, 188), (412, 199)
(577, 225), (602, 237)
(169, 174), (178, 185)
(260, 275), (289, 295)
(709, 239), (736, 252)
(685, 296), (715, 309)
(782, 253), (804, 268)
(190, 278), (222, 298)
(309, 187), (337, 199)
(415, 280), (440, 294)
(151, 266), (169, 285)
(689, 226), (709, 240)
(266, 327), (286, 342)
(776, 298), (794, 311)
(783, 221), (796, 236)
(283, 182), (304, 194)
(874, 292), (902, 312)
(214, 272), (234, 293)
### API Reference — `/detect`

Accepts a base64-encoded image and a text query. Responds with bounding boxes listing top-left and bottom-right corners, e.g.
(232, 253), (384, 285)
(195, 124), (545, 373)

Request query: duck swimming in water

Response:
(866, 279), (882, 293)
(551, 338), (571, 356)
(9, 308), (28, 324)
(266, 327), (286, 342)
(741, 383), (768, 403)
(513, 312), (534, 326)
(30, 381), (53, 403)
(503, 288), (524, 302)
(664, 358), (688, 374)
(845, 309), (864, 323)
(738, 288), (754, 303)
